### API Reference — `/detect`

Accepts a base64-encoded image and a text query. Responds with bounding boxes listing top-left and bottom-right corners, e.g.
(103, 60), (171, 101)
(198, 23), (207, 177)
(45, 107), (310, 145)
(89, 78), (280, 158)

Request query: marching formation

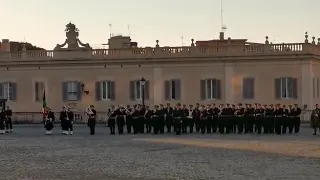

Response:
(105, 103), (308, 136)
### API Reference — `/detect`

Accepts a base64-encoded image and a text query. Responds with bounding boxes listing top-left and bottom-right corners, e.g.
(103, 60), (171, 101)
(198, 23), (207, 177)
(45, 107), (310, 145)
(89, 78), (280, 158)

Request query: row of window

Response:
(0, 77), (298, 102)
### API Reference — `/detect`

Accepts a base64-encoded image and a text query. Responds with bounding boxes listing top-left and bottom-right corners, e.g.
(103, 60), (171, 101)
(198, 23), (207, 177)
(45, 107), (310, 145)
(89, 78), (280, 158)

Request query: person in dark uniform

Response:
(231, 104), (237, 133)
(212, 104), (220, 133)
(264, 104), (275, 133)
(173, 103), (184, 135)
(116, 106), (126, 134)
(0, 108), (6, 134)
(206, 104), (213, 133)
(158, 104), (165, 134)
(244, 104), (255, 133)
(188, 105), (195, 133)
(310, 104), (320, 135)
(195, 103), (201, 132)
(217, 104), (225, 134)
(152, 105), (160, 134)
(286, 105), (295, 133)
(182, 104), (189, 133)
(292, 104), (302, 133)
(274, 104), (284, 135)
(165, 103), (173, 132)
(132, 105), (144, 134)
(236, 103), (245, 134)
(125, 105), (133, 134)
(44, 107), (55, 135)
(108, 106), (117, 135)
(65, 107), (74, 135)
(254, 104), (264, 134)
(5, 106), (12, 133)
(144, 106), (153, 133)
(86, 105), (97, 135)
(282, 105), (288, 134)
(59, 106), (68, 135)
(199, 105), (208, 134)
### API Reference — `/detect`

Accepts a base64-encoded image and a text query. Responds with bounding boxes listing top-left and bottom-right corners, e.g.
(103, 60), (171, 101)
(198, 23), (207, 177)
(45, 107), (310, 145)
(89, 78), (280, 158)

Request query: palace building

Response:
(0, 23), (320, 112)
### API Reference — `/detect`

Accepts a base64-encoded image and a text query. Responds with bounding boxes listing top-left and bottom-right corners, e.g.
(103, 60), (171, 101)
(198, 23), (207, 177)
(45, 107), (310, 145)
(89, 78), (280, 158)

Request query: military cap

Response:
(189, 104), (193, 107)
(196, 103), (200, 105)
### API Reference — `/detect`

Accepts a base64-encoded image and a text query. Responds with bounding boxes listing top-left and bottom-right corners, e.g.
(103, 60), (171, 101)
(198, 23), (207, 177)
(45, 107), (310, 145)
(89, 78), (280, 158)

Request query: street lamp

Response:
(140, 77), (146, 106)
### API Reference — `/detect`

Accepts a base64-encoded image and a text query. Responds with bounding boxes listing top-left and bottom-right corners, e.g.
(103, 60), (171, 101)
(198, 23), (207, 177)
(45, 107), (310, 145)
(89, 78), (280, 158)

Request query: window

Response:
(96, 81), (115, 101)
(275, 77), (297, 99)
(130, 80), (149, 101)
(62, 81), (81, 101)
(35, 82), (45, 101)
(165, 79), (181, 100)
(242, 77), (255, 99)
(0, 82), (17, 101)
(200, 79), (221, 100)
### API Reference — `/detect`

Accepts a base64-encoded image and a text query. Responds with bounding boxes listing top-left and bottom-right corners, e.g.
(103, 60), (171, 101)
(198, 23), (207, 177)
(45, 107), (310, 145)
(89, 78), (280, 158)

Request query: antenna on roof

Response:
(109, 24), (112, 38)
(220, 0), (227, 32)
(127, 25), (135, 37)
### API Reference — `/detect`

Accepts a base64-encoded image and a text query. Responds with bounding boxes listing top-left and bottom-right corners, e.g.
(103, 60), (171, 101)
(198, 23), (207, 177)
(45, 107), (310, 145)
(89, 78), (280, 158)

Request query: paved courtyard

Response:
(0, 125), (319, 180)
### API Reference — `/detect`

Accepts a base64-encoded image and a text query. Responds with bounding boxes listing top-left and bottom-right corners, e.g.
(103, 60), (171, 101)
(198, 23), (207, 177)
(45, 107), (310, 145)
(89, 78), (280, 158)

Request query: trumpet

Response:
(85, 106), (94, 116)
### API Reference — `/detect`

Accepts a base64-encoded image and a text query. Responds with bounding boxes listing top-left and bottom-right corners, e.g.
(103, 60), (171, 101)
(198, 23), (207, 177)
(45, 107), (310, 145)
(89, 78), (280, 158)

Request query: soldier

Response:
(244, 104), (255, 133)
(152, 105), (160, 134)
(5, 106), (12, 133)
(206, 104), (213, 133)
(265, 104), (275, 133)
(158, 104), (166, 134)
(173, 103), (184, 135)
(108, 105), (117, 135)
(274, 104), (284, 135)
(255, 104), (264, 134)
(125, 105), (133, 134)
(231, 104), (237, 133)
(0, 107), (6, 134)
(212, 104), (220, 133)
(236, 103), (245, 134)
(44, 107), (55, 135)
(65, 107), (74, 135)
(86, 105), (97, 135)
(59, 106), (68, 135)
(188, 105), (194, 133)
(199, 105), (208, 134)
(192, 104), (200, 133)
(165, 103), (173, 132)
(311, 104), (320, 135)
(286, 105), (295, 133)
(182, 104), (189, 133)
(292, 104), (302, 133)
(144, 106), (153, 133)
(219, 104), (229, 134)
(282, 105), (288, 134)
(195, 103), (201, 132)
(132, 105), (140, 134)
(116, 106), (126, 134)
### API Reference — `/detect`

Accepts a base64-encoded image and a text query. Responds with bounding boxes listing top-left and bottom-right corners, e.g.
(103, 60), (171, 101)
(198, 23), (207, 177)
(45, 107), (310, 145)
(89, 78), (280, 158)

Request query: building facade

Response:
(0, 23), (320, 112)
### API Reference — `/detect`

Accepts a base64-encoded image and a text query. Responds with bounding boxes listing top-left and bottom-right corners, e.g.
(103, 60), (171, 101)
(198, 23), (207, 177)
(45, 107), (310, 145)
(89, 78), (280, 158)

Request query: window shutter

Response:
(275, 78), (281, 99)
(62, 82), (68, 101)
(129, 81), (135, 101)
(110, 81), (115, 100)
(317, 78), (320, 98)
(250, 78), (255, 99)
(35, 82), (39, 101)
(164, 80), (170, 100)
(95, 81), (101, 101)
(313, 77), (316, 98)
(145, 80), (150, 100)
(0, 83), (3, 98)
(77, 82), (82, 101)
(216, 79), (221, 99)
(12, 83), (17, 101)
(243, 78), (254, 99)
(175, 79), (181, 100)
(292, 78), (298, 99)
(200, 80), (206, 100)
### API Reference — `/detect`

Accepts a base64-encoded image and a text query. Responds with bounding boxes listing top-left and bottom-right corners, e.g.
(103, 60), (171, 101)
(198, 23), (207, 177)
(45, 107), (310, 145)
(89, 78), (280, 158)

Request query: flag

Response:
(42, 90), (47, 120)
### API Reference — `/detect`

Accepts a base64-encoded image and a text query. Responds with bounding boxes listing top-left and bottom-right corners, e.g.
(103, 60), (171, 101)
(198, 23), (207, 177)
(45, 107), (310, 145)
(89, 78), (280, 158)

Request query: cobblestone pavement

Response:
(0, 125), (319, 180)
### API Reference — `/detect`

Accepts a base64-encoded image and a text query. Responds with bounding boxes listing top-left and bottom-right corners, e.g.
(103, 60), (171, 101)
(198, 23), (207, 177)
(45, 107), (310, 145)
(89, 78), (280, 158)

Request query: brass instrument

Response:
(85, 106), (94, 116)
(66, 110), (69, 121)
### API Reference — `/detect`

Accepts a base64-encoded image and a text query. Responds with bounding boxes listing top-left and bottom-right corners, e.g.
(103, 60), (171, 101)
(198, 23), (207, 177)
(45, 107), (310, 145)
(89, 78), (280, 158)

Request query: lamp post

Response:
(140, 77), (146, 106)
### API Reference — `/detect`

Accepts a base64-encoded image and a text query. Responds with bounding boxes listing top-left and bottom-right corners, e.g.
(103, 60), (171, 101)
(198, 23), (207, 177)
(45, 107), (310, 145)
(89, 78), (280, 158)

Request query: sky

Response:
(0, 0), (318, 50)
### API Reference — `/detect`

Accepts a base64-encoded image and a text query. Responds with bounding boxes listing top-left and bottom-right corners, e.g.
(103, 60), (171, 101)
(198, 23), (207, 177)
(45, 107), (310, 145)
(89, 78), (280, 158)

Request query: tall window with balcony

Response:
(130, 80), (149, 101)
(96, 81), (115, 101)
(275, 77), (297, 99)
(35, 81), (45, 101)
(62, 81), (82, 101)
(200, 79), (221, 100)
(242, 77), (255, 99)
(0, 82), (17, 101)
(164, 79), (181, 101)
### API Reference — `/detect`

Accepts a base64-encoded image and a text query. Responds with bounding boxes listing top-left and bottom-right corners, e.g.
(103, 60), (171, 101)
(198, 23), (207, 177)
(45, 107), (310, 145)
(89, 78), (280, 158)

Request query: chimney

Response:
(1, 39), (10, 52)
(219, 32), (224, 40)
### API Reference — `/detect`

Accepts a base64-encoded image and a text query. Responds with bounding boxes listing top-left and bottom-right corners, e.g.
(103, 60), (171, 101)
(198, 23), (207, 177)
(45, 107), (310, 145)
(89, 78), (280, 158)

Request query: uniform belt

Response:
(275, 115), (283, 117)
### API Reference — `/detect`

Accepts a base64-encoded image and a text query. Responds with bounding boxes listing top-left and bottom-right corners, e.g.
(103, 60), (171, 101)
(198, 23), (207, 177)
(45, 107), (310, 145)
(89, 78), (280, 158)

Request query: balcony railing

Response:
(0, 43), (318, 62)
(11, 110), (313, 124)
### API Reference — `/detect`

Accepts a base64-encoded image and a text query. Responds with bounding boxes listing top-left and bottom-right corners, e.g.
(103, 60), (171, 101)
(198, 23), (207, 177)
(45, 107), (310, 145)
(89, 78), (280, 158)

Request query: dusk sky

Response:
(0, 0), (318, 49)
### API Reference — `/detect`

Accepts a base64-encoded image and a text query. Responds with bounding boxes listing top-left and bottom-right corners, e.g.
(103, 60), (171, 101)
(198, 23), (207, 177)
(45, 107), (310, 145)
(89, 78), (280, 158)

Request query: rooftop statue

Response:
(55, 22), (91, 50)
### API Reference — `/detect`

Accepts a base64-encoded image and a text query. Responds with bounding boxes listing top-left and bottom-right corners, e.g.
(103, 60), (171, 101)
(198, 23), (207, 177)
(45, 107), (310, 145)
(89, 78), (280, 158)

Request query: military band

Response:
(2, 102), (320, 136)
